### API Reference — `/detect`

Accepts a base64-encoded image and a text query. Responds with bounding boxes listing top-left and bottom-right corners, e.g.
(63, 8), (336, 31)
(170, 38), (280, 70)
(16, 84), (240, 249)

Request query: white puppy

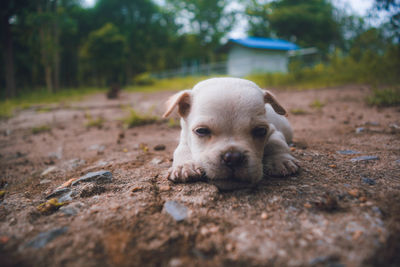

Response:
(163, 77), (299, 190)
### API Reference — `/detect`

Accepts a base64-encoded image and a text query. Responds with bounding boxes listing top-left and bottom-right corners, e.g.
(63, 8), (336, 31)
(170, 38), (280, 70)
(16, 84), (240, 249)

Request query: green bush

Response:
(122, 108), (158, 128)
(367, 87), (400, 107)
(133, 72), (156, 86)
(32, 125), (51, 134)
(247, 45), (400, 90)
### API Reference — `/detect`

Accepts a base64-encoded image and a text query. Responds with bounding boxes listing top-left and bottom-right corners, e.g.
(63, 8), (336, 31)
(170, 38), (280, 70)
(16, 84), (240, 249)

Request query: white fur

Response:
(164, 77), (299, 189)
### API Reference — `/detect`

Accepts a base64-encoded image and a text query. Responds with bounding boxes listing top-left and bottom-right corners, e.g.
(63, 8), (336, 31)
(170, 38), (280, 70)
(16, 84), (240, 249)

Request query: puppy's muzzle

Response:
(221, 150), (245, 168)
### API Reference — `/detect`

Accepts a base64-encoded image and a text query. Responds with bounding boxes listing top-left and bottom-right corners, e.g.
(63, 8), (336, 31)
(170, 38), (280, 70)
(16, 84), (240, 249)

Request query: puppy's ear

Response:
(263, 90), (288, 117)
(163, 90), (191, 118)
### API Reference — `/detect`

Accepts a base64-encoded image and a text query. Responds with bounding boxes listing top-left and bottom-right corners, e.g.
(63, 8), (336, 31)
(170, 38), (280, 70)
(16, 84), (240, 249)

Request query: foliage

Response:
(0, 87), (105, 118)
(126, 76), (209, 92)
(246, 0), (342, 54)
(0, 0), (399, 103)
(84, 113), (105, 129)
(32, 125), (51, 134)
(167, 118), (181, 128)
(122, 108), (158, 128)
(367, 87), (400, 106)
(247, 43), (400, 89)
(309, 99), (324, 109)
(133, 73), (156, 86)
(80, 23), (127, 86)
(290, 108), (307, 115)
(374, 0), (400, 39)
(166, 0), (236, 48)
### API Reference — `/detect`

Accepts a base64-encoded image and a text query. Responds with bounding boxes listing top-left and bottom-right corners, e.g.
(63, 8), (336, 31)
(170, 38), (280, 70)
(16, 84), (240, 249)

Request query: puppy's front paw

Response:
(167, 162), (204, 182)
(264, 154), (299, 177)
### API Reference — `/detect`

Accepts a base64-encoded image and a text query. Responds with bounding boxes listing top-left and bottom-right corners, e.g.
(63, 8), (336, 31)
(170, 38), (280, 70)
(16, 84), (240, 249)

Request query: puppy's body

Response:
(164, 78), (298, 190)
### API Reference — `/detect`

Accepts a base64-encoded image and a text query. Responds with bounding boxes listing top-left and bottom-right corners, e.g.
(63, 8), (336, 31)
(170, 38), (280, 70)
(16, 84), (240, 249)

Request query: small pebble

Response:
(348, 189), (359, 197)
(25, 227), (68, 249)
(131, 186), (142, 193)
(41, 166), (57, 177)
(154, 144), (166, 151)
(59, 206), (78, 216)
(225, 243), (234, 252)
(0, 236), (9, 244)
(351, 155), (379, 162)
(372, 206), (382, 215)
(71, 171), (112, 186)
(352, 230), (363, 240)
(151, 157), (163, 165)
(365, 121), (379, 126)
(164, 201), (188, 221)
(46, 188), (71, 200)
(361, 177), (376, 185)
(88, 144), (105, 152)
(159, 185), (171, 192)
(304, 203), (312, 209)
(337, 150), (360, 155)
(356, 127), (365, 134)
(58, 190), (76, 202)
(56, 178), (78, 189)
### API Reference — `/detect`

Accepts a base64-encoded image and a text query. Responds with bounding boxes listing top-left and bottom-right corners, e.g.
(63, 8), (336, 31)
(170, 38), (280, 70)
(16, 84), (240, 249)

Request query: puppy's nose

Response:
(222, 151), (244, 167)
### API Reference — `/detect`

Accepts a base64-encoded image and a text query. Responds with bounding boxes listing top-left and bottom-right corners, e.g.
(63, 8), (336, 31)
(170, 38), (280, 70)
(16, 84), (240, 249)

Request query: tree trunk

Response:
(53, 0), (60, 91)
(38, 3), (53, 93)
(2, 16), (16, 99)
(44, 65), (53, 93)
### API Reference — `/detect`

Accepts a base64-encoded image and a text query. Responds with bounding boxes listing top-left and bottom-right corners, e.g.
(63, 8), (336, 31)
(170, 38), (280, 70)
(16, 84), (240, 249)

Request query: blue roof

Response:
(229, 37), (299, 51)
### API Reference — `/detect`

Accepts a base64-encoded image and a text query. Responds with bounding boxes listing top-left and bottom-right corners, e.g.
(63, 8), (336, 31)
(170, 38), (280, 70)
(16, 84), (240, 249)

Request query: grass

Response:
(84, 112), (106, 128)
(367, 87), (400, 107)
(2, 47), (399, 119)
(309, 99), (325, 109)
(167, 117), (181, 128)
(0, 87), (106, 119)
(36, 106), (53, 113)
(290, 108), (308, 115)
(121, 108), (158, 128)
(125, 76), (213, 92)
(247, 46), (400, 92)
(0, 77), (209, 119)
(32, 125), (51, 134)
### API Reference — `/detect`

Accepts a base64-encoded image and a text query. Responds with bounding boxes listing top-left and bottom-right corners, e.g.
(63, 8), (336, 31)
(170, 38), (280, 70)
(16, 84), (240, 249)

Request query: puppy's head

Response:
(164, 78), (287, 190)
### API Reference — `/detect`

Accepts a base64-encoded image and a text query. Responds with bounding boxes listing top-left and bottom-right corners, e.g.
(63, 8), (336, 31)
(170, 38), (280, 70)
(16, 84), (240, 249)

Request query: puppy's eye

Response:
(252, 127), (267, 138)
(194, 127), (211, 137)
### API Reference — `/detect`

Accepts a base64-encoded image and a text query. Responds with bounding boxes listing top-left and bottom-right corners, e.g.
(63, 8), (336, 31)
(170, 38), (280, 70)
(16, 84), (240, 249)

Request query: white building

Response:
(226, 37), (299, 77)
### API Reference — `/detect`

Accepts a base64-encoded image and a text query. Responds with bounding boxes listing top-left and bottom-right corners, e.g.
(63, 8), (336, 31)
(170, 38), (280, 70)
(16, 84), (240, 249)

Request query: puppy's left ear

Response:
(163, 90), (192, 118)
(263, 90), (288, 117)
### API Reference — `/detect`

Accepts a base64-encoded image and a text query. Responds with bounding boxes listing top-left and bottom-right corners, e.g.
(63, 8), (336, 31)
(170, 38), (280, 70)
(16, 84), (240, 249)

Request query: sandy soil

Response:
(0, 85), (399, 267)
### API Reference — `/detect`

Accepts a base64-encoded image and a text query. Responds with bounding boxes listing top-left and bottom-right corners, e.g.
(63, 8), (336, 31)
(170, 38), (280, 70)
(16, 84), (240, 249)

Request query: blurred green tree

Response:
(0, 0), (31, 98)
(349, 28), (389, 61)
(166, 0), (236, 61)
(374, 0), (400, 39)
(246, 0), (342, 54)
(92, 0), (178, 81)
(80, 23), (127, 87)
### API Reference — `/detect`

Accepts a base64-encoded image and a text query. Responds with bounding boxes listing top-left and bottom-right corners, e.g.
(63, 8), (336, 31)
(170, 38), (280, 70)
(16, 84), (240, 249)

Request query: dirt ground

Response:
(0, 85), (399, 267)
